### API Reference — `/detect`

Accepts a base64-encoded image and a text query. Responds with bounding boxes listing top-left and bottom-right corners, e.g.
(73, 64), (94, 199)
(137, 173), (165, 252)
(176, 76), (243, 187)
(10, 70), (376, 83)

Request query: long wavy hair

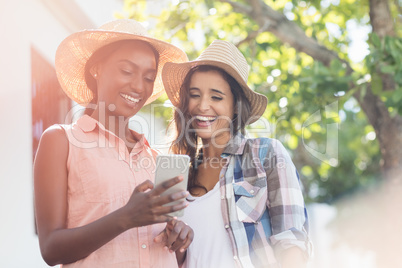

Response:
(169, 65), (251, 194)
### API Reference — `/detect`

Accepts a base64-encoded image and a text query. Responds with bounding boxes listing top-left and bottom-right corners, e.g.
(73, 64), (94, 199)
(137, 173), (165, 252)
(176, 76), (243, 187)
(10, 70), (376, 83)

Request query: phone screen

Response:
(154, 154), (190, 217)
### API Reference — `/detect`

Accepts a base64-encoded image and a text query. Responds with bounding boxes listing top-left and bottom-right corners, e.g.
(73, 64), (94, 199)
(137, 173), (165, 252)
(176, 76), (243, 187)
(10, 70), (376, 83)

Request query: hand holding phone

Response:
(154, 154), (190, 217)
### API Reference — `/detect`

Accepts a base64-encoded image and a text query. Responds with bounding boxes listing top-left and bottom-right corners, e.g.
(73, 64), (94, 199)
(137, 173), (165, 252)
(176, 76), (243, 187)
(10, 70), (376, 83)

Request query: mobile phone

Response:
(154, 154), (190, 217)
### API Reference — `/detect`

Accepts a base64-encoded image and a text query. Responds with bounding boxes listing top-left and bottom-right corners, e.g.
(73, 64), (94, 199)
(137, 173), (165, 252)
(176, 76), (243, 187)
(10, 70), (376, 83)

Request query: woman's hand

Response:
(121, 176), (189, 229)
(154, 218), (194, 253)
(281, 247), (307, 268)
(154, 218), (194, 266)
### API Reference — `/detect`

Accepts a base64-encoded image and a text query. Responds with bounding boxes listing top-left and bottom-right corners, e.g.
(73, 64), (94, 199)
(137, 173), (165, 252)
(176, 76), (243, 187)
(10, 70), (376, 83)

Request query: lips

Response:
(120, 93), (141, 108)
(194, 115), (217, 127)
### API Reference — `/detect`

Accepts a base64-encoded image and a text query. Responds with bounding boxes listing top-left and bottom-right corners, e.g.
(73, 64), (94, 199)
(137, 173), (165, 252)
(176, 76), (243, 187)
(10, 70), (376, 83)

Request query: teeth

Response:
(195, 116), (216, 121)
(121, 93), (140, 103)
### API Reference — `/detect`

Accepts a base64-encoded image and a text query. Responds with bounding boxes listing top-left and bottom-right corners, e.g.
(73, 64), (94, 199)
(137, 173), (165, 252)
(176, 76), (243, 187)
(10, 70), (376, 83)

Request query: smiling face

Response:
(187, 70), (235, 142)
(92, 41), (158, 118)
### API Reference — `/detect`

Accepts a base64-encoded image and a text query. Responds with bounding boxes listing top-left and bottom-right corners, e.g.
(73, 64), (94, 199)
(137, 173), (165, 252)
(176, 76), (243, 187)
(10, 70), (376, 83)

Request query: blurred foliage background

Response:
(118, 0), (401, 204)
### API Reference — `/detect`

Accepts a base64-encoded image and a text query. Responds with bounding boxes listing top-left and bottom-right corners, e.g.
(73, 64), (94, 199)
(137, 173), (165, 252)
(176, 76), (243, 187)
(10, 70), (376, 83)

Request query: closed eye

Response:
(121, 69), (132, 75)
(189, 88), (201, 98)
(145, 76), (156, 82)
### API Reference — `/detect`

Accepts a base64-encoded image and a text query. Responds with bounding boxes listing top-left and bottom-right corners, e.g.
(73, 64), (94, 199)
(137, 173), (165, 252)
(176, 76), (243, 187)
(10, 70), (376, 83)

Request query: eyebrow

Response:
(211, 89), (225, 95)
(189, 87), (226, 95)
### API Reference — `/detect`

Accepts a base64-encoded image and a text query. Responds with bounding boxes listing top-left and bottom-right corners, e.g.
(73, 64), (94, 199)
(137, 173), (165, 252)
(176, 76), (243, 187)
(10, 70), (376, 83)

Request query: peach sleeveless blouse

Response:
(60, 115), (177, 268)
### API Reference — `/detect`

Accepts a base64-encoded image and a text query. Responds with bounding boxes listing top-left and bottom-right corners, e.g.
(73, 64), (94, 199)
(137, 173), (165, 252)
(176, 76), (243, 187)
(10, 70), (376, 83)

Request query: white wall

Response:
(0, 0), (90, 267)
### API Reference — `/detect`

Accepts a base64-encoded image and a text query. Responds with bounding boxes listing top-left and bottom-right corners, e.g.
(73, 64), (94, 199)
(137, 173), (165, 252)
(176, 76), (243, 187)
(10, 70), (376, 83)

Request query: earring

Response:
(93, 73), (98, 78)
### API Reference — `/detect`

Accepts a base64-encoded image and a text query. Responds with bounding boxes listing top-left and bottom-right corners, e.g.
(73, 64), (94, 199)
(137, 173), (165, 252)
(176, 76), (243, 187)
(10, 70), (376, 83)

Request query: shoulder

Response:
(37, 125), (69, 154)
(243, 136), (275, 155)
(34, 125), (70, 172)
(40, 124), (68, 143)
(243, 137), (293, 163)
(246, 137), (288, 152)
(243, 136), (274, 146)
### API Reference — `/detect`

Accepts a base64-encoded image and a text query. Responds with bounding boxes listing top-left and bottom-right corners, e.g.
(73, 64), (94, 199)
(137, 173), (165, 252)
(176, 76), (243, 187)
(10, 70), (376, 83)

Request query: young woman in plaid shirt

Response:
(162, 40), (312, 268)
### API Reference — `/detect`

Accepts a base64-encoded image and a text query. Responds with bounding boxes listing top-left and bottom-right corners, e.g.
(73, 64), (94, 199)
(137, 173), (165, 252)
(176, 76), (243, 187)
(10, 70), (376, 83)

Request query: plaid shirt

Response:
(219, 133), (312, 268)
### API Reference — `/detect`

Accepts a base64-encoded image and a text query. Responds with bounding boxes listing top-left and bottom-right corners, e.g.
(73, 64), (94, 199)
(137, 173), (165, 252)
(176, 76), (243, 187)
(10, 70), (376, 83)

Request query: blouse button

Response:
(250, 189), (255, 194)
(141, 244), (147, 249)
(224, 224), (230, 229)
(234, 256), (238, 260)
(135, 168), (139, 172)
(221, 195), (225, 200)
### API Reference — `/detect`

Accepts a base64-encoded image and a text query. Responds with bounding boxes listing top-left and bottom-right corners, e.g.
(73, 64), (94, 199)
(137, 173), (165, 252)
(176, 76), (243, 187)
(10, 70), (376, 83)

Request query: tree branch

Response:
(221, 0), (349, 70)
(235, 21), (270, 47)
(369, 0), (397, 92)
(395, 0), (402, 21)
(218, 0), (252, 16)
(354, 84), (402, 174)
(369, 0), (395, 38)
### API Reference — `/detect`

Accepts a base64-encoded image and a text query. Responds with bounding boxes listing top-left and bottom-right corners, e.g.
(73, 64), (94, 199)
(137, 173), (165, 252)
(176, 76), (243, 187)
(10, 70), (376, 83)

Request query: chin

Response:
(196, 129), (224, 141)
(113, 107), (138, 119)
(196, 133), (213, 141)
(198, 128), (233, 142)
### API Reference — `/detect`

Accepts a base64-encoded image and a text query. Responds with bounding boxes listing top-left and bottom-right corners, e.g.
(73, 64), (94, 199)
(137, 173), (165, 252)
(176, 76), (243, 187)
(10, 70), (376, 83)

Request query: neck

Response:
(201, 132), (232, 160)
(89, 108), (134, 143)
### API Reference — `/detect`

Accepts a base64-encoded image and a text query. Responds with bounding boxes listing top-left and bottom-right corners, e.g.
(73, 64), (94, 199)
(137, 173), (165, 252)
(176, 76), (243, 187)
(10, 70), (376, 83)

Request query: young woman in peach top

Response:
(34, 19), (193, 267)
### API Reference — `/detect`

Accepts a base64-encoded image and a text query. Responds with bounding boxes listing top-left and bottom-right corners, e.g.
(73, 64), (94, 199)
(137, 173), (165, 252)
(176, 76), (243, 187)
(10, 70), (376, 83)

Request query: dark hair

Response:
(169, 65), (251, 195)
(83, 40), (160, 115)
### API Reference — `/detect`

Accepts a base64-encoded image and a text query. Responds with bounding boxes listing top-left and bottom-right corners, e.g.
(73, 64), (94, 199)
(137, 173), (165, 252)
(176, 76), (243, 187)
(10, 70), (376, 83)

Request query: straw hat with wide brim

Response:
(162, 40), (267, 124)
(55, 19), (188, 106)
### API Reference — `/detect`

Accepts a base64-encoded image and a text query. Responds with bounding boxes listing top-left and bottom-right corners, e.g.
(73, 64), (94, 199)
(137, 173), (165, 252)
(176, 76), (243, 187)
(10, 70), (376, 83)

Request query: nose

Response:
(198, 96), (210, 112)
(130, 74), (145, 93)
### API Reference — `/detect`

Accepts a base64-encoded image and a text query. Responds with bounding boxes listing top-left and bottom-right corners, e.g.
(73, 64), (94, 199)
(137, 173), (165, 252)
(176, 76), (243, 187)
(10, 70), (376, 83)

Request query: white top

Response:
(180, 182), (236, 268)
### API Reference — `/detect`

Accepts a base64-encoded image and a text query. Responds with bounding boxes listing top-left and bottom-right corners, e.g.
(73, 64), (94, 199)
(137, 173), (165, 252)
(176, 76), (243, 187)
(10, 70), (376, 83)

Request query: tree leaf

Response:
(380, 65), (396, 74)
(371, 73), (383, 95)
(392, 89), (402, 103)
(371, 33), (381, 48)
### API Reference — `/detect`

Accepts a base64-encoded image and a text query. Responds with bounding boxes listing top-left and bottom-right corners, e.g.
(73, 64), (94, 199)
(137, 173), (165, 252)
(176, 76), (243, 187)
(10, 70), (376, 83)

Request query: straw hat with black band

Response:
(162, 40), (268, 124)
(55, 19), (188, 106)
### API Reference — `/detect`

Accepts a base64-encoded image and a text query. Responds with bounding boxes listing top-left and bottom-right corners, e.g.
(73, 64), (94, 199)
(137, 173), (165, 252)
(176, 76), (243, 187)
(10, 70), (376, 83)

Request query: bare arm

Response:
(281, 247), (307, 268)
(34, 126), (187, 266)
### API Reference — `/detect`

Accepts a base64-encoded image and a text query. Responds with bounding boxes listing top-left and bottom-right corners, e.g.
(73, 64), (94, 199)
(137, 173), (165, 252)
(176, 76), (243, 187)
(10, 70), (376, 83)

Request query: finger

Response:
(169, 222), (189, 252)
(151, 214), (174, 225)
(178, 225), (190, 241)
(170, 235), (185, 252)
(179, 228), (194, 252)
(166, 222), (181, 250)
(154, 229), (167, 243)
(165, 218), (175, 230)
(151, 190), (189, 207)
(151, 200), (188, 215)
(165, 218), (176, 232)
(152, 176), (183, 196)
(134, 180), (154, 193)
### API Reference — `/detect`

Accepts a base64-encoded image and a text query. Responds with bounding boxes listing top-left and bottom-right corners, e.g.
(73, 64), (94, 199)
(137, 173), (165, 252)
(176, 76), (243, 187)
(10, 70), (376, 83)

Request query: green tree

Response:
(120, 0), (401, 203)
